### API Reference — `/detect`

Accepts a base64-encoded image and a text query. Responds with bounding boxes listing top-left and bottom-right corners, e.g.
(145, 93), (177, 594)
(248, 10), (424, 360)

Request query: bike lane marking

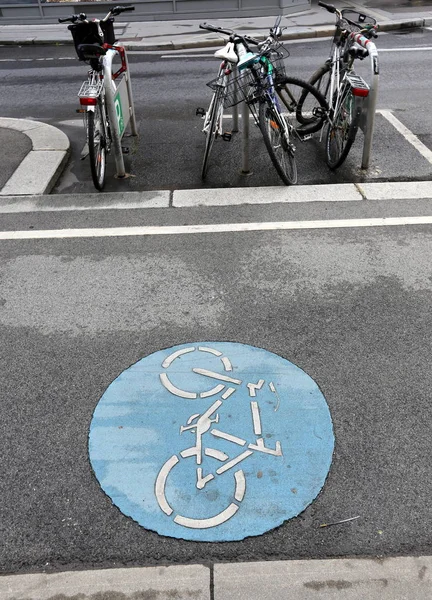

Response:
(89, 342), (334, 542)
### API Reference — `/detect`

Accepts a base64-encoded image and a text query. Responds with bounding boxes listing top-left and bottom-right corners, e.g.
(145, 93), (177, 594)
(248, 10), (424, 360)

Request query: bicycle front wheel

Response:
(87, 102), (107, 191)
(326, 84), (360, 170)
(259, 100), (297, 185)
(201, 86), (225, 179)
(276, 76), (328, 136)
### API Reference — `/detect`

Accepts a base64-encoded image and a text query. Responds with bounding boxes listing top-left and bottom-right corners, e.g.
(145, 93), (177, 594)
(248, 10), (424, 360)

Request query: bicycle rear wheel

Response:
(202, 86), (225, 179)
(259, 100), (297, 185)
(276, 76), (328, 136)
(87, 102), (107, 191)
(326, 84), (360, 169)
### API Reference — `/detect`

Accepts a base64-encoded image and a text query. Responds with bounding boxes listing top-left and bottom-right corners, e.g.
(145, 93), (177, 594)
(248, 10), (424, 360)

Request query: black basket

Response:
(341, 9), (377, 27)
(68, 18), (116, 60)
(101, 18), (116, 45)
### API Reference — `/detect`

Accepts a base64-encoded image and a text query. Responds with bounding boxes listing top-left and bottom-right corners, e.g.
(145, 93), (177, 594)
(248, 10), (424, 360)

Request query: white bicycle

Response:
(155, 346), (283, 529)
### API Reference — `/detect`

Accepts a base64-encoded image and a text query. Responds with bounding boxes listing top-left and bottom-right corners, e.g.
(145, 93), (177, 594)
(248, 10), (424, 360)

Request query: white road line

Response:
(0, 58), (77, 63)
(1, 216), (432, 241)
(161, 54), (217, 59)
(378, 110), (432, 165)
(379, 46), (432, 52)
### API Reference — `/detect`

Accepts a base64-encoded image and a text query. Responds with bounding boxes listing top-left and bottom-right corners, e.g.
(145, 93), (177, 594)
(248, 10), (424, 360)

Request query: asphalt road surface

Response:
(0, 28), (431, 192)
(1, 197), (432, 573)
(1, 27), (432, 576)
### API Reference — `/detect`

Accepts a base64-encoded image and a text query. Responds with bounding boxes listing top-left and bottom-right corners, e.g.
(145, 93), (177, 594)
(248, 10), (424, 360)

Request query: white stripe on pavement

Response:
(378, 110), (432, 165)
(1, 215), (432, 241)
(379, 46), (432, 52)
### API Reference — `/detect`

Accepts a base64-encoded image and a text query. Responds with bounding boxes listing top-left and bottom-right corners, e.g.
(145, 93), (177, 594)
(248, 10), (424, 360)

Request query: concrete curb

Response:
(0, 18), (428, 49)
(1, 181), (432, 213)
(1, 555), (431, 599)
(0, 118), (70, 196)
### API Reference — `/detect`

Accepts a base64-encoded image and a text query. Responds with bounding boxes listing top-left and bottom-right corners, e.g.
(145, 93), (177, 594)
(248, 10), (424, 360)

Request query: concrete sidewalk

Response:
(0, 0), (431, 49)
(0, 118), (70, 195)
(1, 555), (431, 599)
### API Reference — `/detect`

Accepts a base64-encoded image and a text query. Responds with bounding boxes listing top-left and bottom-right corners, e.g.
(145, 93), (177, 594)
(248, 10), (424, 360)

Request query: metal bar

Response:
(241, 101), (250, 174)
(103, 49), (126, 178)
(361, 42), (379, 169)
(348, 33), (379, 170)
(123, 48), (138, 136)
(232, 66), (239, 133)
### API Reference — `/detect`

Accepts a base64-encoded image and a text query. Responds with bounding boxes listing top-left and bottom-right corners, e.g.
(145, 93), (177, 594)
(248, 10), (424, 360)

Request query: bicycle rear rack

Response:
(78, 80), (103, 99)
(346, 73), (369, 97)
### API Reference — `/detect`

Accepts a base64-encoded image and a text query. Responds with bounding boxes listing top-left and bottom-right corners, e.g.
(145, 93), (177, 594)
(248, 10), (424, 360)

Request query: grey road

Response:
(1, 27), (432, 576)
(0, 27), (431, 192)
(1, 196), (432, 573)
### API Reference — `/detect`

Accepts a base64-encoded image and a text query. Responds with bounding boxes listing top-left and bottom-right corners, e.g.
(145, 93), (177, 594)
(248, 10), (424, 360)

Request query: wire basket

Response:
(268, 45), (290, 82)
(224, 70), (266, 108)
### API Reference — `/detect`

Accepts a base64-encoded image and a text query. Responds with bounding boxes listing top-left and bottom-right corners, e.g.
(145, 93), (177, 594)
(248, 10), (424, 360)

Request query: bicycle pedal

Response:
(196, 107), (206, 117)
(222, 132), (232, 142)
(313, 107), (326, 118)
(122, 146), (130, 155)
(301, 134), (313, 141)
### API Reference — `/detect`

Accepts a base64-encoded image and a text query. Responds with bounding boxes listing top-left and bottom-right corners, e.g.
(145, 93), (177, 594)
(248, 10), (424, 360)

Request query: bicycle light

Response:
(79, 97), (98, 106)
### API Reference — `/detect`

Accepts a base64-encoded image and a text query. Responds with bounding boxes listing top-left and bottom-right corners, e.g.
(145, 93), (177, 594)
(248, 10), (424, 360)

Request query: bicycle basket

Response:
(69, 22), (103, 60)
(223, 69), (267, 108)
(341, 9), (377, 28)
(100, 17), (116, 45)
(268, 45), (290, 83)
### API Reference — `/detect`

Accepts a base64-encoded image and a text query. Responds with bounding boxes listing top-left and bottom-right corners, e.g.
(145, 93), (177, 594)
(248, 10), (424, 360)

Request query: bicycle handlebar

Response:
(199, 22), (261, 46)
(58, 5), (134, 24)
(318, 1), (337, 14)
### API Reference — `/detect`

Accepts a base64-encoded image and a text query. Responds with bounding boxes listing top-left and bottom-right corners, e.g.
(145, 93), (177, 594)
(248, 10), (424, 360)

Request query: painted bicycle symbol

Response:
(155, 346), (283, 529)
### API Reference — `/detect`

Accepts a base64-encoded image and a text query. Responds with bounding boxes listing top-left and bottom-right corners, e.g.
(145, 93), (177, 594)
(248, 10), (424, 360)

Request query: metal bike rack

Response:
(103, 47), (138, 178)
(230, 66), (252, 175)
(349, 33), (379, 170)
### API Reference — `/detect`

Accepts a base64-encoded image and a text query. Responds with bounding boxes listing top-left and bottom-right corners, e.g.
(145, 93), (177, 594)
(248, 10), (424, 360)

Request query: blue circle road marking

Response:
(89, 342), (334, 542)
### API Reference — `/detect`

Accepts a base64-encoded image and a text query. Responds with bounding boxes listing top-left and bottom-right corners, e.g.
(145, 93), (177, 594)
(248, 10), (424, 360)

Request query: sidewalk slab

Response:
(0, 564), (211, 600)
(173, 184), (363, 207)
(0, 118), (70, 196)
(0, 190), (170, 212)
(215, 556), (432, 600)
(1, 0), (432, 48)
(359, 181), (432, 201)
(0, 151), (68, 196)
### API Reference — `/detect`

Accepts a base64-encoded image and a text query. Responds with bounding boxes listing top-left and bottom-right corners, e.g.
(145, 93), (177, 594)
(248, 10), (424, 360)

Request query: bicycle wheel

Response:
(276, 76), (328, 136)
(87, 102), (107, 191)
(201, 86), (225, 179)
(259, 100), (297, 185)
(295, 63), (332, 126)
(325, 83), (360, 170)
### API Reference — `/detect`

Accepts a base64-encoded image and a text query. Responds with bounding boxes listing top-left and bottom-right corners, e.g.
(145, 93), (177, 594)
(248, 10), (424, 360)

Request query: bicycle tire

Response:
(201, 86), (225, 179)
(298, 62), (332, 125)
(325, 84), (360, 169)
(259, 99), (297, 185)
(87, 103), (107, 191)
(276, 76), (328, 136)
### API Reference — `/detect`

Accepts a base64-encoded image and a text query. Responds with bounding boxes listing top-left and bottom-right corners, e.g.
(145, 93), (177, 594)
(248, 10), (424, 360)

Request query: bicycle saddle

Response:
(77, 43), (107, 59)
(214, 42), (238, 63)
